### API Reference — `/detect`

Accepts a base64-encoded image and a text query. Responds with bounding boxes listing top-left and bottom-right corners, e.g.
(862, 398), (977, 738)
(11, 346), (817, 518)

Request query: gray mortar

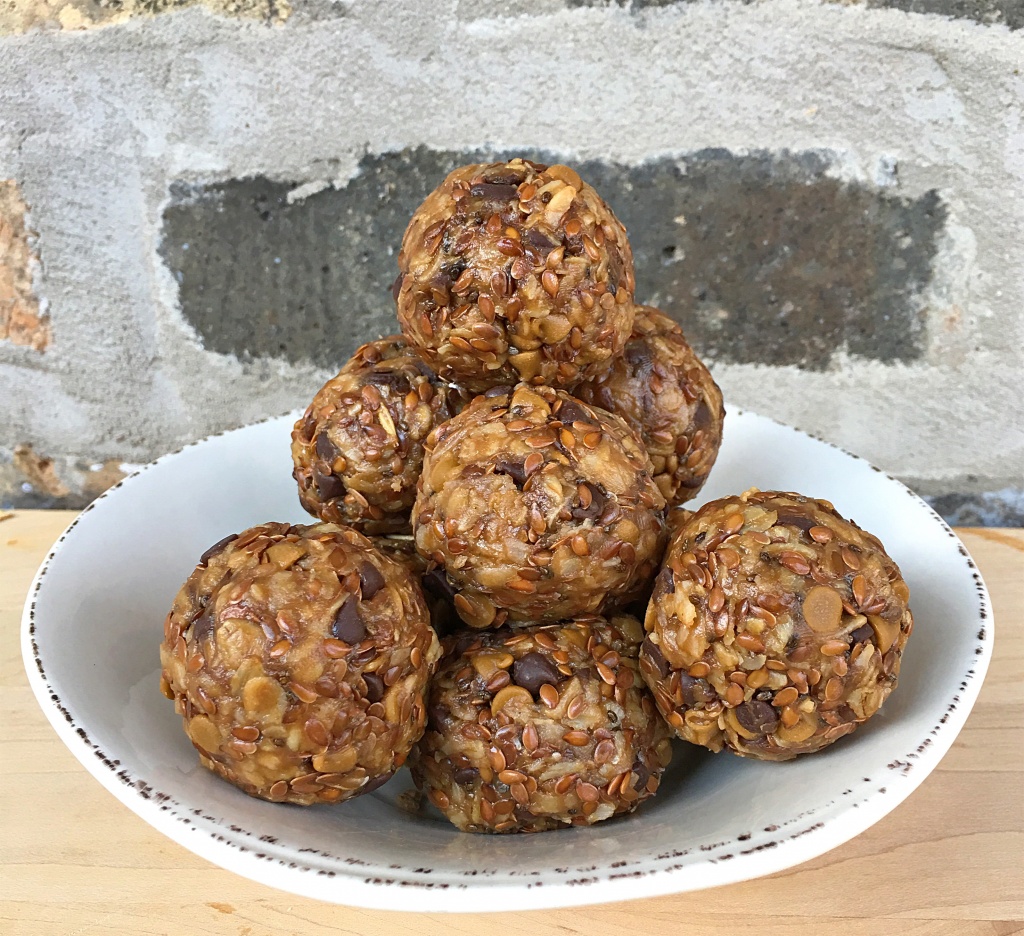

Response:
(163, 147), (946, 371)
(0, 0), (1022, 522)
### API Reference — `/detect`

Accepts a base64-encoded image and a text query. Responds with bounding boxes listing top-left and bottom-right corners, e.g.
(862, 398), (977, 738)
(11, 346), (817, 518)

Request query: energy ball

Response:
(159, 522), (441, 804)
(395, 158), (637, 392)
(413, 385), (666, 627)
(291, 336), (462, 535)
(409, 615), (673, 833)
(640, 490), (913, 761)
(575, 305), (724, 506)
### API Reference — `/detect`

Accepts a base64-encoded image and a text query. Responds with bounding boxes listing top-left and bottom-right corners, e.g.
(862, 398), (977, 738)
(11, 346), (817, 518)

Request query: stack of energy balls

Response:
(160, 158), (913, 834)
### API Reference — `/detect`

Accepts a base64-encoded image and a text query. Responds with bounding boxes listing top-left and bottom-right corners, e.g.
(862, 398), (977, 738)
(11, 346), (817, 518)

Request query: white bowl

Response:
(21, 409), (993, 911)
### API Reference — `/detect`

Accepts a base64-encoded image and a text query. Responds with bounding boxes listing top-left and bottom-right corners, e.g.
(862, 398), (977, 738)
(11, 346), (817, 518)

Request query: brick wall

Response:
(1, 0), (1022, 523)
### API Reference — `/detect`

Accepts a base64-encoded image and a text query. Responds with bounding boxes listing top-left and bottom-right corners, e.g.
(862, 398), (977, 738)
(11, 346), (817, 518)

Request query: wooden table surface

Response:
(1, 510), (1021, 936)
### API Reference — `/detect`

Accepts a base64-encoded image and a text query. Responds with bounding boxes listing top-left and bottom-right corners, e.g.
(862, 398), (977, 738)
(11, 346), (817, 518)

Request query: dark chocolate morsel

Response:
(190, 604), (217, 643)
(556, 399), (592, 427)
(641, 637), (670, 678)
(366, 370), (407, 390)
(494, 457), (528, 489)
(523, 228), (556, 256)
(422, 568), (458, 602)
(359, 562), (386, 601)
(315, 432), (339, 463)
(363, 672), (384, 703)
(850, 622), (874, 644)
(469, 182), (519, 201)
(511, 652), (563, 697)
(735, 700), (780, 735)
(774, 511), (817, 534)
(313, 468), (345, 502)
(428, 702), (449, 731)
(570, 482), (608, 522)
(200, 533), (238, 567)
(453, 766), (480, 785)
(331, 596), (366, 644)
(676, 672), (709, 707)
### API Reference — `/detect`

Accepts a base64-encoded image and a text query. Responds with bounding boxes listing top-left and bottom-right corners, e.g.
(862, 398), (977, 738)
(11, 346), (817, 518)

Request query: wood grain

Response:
(1, 511), (1021, 936)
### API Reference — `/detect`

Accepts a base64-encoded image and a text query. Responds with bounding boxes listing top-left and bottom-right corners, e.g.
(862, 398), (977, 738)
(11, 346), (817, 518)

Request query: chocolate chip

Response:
(512, 652), (563, 697)
(523, 228), (556, 255)
(677, 672), (714, 707)
(422, 568), (457, 602)
(362, 672), (384, 703)
(391, 272), (403, 302)
(494, 457), (528, 489)
(360, 769), (395, 795)
(428, 703), (449, 731)
(199, 533), (237, 567)
(313, 468), (345, 502)
(774, 511), (816, 534)
(359, 563), (386, 601)
(482, 170), (527, 186)
(556, 399), (591, 427)
(836, 704), (858, 723)
(642, 638), (670, 678)
(735, 700), (779, 735)
(693, 398), (715, 432)
(315, 432), (339, 463)
(190, 605), (217, 643)
(469, 182), (519, 201)
(624, 340), (654, 378)
(453, 766), (479, 785)
(331, 597), (365, 644)
(630, 760), (650, 792)
(297, 410), (317, 443)
(366, 370), (407, 390)
(850, 623), (874, 644)
(348, 644), (377, 667)
(571, 483), (607, 522)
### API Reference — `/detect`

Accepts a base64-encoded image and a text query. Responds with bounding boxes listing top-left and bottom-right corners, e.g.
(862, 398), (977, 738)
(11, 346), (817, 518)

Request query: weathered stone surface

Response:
(570, 0), (1023, 29)
(0, 181), (49, 351)
(0, 0), (289, 35)
(1, 0), (1020, 525)
(865, 0), (1023, 30)
(163, 147), (945, 371)
(0, 449), (126, 510)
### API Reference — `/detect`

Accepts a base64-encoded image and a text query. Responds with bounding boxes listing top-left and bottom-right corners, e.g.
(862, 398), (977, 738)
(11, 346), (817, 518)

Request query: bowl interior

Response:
(22, 409), (992, 910)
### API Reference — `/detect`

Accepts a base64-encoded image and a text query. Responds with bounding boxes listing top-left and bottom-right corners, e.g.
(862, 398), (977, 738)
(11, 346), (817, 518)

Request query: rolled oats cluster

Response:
(291, 336), (463, 534)
(410, 615), (673, 832)
(412, 385), (666, 627)
(640, 490), (913, 760)
(395, 158), (636, 392)
(163, 156), (913, 828)
(159, 522), (440, 804)
(575, 306), (724, 506)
